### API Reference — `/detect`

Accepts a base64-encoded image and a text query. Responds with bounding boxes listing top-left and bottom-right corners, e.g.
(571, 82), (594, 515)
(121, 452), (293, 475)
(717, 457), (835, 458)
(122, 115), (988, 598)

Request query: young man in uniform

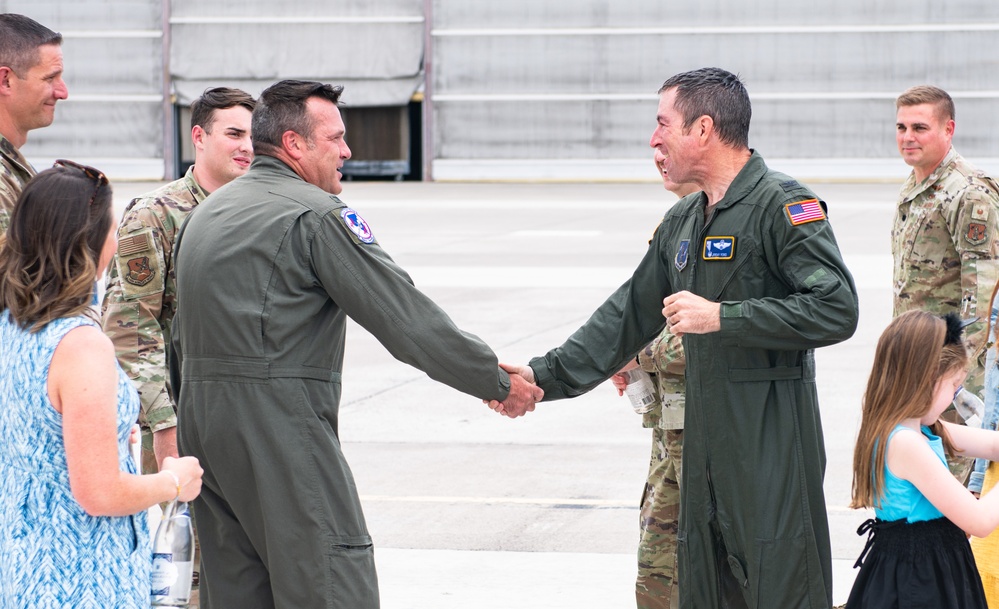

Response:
(493, 67), (858, 609)
(101, 86), (255, 607)
(169, 80), (542, 609)
(0, 13), (67, 234)
(892, 85), (999, 485)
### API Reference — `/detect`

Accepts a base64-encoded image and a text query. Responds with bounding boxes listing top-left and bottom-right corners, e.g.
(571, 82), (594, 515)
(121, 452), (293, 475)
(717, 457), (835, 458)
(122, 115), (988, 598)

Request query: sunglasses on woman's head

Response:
(53, 159), (108, 206)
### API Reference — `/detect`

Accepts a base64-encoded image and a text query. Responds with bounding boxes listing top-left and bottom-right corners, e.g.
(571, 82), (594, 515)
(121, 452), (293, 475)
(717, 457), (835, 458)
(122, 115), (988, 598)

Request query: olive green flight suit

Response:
(170, 156), (513, 609)
(529, 152), (858, 609)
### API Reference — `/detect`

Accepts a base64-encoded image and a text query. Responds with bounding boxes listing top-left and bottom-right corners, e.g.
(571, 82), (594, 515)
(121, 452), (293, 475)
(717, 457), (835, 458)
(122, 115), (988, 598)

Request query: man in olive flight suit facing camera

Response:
(170, 80), (542, 609)
(492, 67), (858, 609)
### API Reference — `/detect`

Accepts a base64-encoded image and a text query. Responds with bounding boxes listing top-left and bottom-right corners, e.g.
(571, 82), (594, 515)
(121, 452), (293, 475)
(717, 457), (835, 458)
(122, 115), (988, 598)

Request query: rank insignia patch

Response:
(125, 256), (155, 286)
(340, 207), (375, 244)
(785, 199), (826, 226)
(703, 236), (735, 260)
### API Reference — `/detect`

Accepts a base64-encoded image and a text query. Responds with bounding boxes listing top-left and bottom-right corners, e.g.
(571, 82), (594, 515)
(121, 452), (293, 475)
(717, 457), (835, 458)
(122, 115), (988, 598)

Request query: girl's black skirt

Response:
(846, 516), (987, 609)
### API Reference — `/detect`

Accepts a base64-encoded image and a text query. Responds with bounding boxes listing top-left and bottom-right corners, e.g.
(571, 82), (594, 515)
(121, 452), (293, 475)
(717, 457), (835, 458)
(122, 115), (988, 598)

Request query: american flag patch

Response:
(117, 232), (152, 256)
(784, 199), (826, 226)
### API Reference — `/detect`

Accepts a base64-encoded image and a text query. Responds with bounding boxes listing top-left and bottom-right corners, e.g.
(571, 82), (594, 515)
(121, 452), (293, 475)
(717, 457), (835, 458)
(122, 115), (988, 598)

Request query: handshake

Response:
(484, 362), (544, 418)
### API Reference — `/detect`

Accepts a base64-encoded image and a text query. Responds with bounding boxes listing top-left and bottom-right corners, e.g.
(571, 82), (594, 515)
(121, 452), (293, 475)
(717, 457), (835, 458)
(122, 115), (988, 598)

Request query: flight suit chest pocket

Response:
(698, 235), (758, 301)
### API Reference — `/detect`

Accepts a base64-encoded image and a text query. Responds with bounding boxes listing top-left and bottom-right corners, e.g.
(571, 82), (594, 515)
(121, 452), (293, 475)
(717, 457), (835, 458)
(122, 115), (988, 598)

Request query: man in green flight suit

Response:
(170, 80), (543, 609)
(493, 67), (859, 608)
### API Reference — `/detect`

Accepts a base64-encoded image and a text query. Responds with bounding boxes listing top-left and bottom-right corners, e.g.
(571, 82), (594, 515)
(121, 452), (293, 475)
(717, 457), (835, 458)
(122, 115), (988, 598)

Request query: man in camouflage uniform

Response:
(893, 85), (999, 483)
(101, 86), (255, 607)
(612, 156), (697, 609)
(632, 329), (686, 609)
(0, 14), (67, 234)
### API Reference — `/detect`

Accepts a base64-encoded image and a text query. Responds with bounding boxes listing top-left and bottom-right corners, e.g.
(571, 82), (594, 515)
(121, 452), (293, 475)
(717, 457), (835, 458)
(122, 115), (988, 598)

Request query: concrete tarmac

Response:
(116, 176), (899, 608)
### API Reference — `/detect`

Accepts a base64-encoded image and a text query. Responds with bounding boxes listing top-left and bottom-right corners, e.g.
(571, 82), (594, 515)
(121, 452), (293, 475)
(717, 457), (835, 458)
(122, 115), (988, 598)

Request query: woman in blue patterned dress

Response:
(0, 163), (203, 608)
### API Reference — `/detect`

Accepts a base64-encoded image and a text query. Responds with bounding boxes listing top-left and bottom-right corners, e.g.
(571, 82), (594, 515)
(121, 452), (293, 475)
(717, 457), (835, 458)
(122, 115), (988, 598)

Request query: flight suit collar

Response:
(252, 154), (308, 182)
(700, 149), (766, 215)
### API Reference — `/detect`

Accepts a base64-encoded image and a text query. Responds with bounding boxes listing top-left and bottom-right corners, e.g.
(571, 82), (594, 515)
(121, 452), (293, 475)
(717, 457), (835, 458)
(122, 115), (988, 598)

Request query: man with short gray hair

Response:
(0, 13), (67, 234)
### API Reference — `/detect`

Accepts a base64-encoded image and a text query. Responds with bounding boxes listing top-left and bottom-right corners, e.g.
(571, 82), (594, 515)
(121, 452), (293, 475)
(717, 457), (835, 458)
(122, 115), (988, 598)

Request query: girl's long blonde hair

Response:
(850, 310), (968, 509)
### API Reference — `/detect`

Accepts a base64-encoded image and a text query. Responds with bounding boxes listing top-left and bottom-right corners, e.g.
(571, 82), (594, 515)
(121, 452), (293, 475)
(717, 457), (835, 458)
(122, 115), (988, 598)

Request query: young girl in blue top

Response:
(847, 310), (999, 608)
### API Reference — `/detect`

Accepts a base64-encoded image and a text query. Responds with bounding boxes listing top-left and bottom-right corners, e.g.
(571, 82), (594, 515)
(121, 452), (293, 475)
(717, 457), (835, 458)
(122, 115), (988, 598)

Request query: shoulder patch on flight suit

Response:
(779, 180), (800, 192)
(965, 200), (990, 246)
(338, 207), (376, 244)
(784, 199), (826, 226)
(702, 236), (735, 260)
(115, 227), (162, 298)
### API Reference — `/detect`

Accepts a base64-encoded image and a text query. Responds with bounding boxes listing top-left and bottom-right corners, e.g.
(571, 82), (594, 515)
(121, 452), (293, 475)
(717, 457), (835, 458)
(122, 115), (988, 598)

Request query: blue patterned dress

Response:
(0, 312), (150, 608)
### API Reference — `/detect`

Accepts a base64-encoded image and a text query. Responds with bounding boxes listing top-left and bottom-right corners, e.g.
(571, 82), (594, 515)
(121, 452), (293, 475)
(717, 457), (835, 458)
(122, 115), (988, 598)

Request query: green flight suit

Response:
(170, 155), (513, 609)
(529, 152), (858, 609)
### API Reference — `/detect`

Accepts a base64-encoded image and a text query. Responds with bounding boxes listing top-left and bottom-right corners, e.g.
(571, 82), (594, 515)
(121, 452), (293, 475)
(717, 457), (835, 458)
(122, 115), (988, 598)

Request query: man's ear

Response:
(697, 115), (714, 143)
(191, 125), (205, 151)
(281, 130), (306, 160)
(0, 66), (14, 94)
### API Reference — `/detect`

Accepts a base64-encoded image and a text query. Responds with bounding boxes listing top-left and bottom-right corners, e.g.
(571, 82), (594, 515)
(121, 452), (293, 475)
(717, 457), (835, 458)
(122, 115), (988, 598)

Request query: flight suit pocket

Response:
(755, 536), (808, 607)
(326, 535), (378, 607)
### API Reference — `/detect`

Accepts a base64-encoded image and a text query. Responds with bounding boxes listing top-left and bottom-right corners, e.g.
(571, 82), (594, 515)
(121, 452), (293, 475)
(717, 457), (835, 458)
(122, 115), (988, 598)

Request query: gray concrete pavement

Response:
(118, 178), (898, 607)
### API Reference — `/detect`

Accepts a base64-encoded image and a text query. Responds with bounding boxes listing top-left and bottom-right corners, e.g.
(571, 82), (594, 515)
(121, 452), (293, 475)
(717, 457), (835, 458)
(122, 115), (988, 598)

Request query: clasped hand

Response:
(483, 363), (543, 418)
(661, 290), (721, 337)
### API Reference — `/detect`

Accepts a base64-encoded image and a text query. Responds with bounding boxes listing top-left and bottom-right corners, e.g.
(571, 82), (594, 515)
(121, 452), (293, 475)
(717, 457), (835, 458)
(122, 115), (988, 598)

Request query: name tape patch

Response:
(702, 236), (735, 260)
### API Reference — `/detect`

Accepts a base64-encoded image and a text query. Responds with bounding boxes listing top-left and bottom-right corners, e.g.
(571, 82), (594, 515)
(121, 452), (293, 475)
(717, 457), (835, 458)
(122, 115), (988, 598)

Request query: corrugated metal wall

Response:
(4, 0), (165, 178)
(430, 0), (999, 180)
(5, 1), (998, 181)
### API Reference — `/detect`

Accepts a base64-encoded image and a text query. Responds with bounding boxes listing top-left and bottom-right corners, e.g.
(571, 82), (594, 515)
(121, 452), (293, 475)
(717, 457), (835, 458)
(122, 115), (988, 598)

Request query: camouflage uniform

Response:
(102, 166), (208, 440)
(0, 135), (36, 236)
(101, 166), (207, 605)
(635, 326), (685, 609)
(892, 147), (999, 481)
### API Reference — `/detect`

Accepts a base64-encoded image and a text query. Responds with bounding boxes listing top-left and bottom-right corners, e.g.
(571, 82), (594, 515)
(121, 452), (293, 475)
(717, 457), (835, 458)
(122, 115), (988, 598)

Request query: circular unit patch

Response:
(340, 207), (375, 244)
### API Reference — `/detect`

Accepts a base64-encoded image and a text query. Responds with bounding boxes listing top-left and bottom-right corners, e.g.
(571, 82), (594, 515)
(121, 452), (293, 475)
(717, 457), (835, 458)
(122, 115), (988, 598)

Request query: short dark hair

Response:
(0, 14), (62, 76)
(658, 67), (752, 149)
(252, 80), (344, 156)
(0, 164), (113, 331)
(190, 87), (256, 133)
(896, 85), (955, 122)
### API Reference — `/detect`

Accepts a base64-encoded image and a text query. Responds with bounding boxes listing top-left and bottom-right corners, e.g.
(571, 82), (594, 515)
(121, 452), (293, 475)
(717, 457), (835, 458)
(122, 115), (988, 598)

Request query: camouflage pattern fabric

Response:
(637, 426), (683, 609)
(0, 135), (37, 236)
(101, 166), (208, 434)
(893, 147), (999, 395)
(892, 147), (999, 482)
(635, 325), (685, 608)
(638, 327), (685, 431)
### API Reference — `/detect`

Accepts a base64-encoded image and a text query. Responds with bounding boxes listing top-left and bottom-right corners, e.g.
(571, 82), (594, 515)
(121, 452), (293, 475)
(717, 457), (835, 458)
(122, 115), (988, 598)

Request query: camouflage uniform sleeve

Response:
(0, 180), (16, 235)
(637, 325), (686, 430)
(953, 182), (999, 396)
(101, 201), (175, 432)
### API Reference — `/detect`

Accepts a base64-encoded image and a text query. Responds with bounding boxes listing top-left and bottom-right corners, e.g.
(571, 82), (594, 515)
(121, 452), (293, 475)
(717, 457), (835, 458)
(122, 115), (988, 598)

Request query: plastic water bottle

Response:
(151, 500), (194, 607)
(954, 387), (985, 429)
(624, 368), (658, 414)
